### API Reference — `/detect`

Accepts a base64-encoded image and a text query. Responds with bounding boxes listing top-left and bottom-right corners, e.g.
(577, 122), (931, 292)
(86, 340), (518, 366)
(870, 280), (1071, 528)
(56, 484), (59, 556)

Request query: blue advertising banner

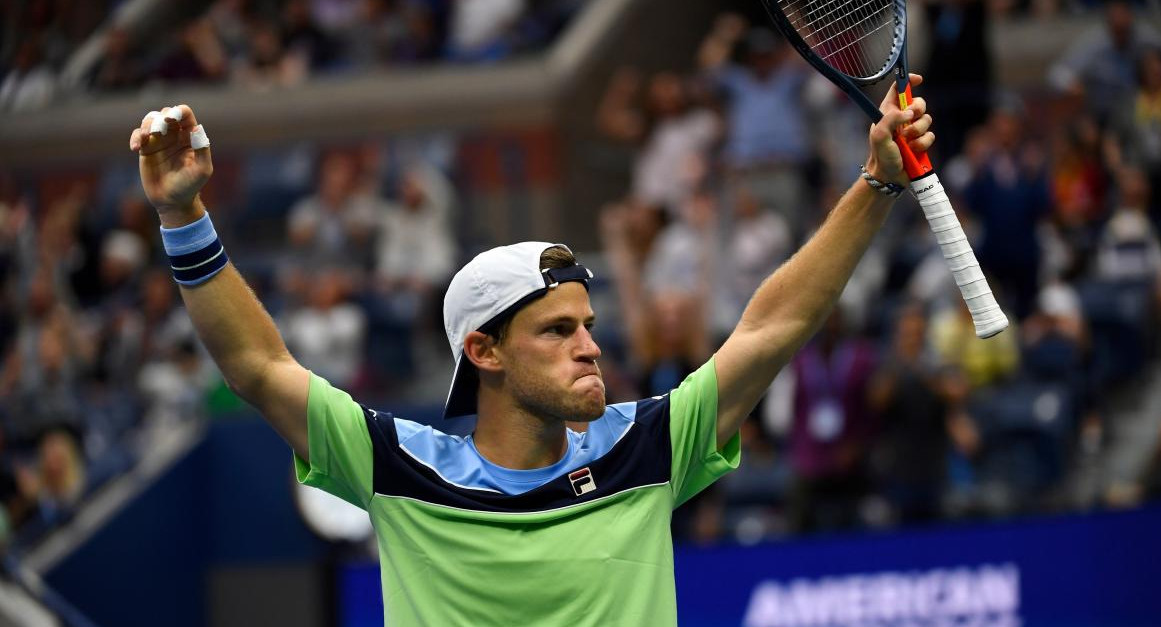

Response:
(675, 506), (1161, 627)
(339, 505), (1161, 627)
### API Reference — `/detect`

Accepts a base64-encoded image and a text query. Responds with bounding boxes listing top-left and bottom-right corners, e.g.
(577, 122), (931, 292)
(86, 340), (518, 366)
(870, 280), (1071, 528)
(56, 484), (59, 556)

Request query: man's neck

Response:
(472, 402), (569, 470)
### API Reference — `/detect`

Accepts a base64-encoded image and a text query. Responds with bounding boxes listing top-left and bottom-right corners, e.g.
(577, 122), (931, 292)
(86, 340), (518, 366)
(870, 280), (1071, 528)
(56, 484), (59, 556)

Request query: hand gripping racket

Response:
(760, 0), (1008, 338)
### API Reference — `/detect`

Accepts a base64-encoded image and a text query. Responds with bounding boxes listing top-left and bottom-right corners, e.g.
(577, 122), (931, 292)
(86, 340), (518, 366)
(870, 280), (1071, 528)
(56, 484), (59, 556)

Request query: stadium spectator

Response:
(309, 0), (365, 35)
(1052, 114), (1110, 233)
(88, 26), (146, 93)
(206, 0), (253, 59)
(141, 269), (193, 354)
(345, 0), (408, 67)
(642, 190), (716, 300)
(0, 456), (39, 544)
(961, 100), (1053, 319)
(939, 369), (984, 518)
(713, 185), (793, 340)
(447, 0), (526, 62)
(0, 38), (56, 112)
(375, 164), (458, 284)
(33, 428), (87, 528)
(596, 67), (721, 217)
(1022, 278), (1095, 474)
(138, 338), (212, 427)
(0, 197), (28, 353)
(0, 456), (26, 548)
(1094, 166), (1161, 284)
(388, 1), (443, 63)
(282, 269), (367, 388)
(232, 18), (309, 89)
(1083, 166), (1161, 417)
(930, 298), (1021, 390)
(32, 186), (96, 306)
(920, 0), (995, 161)
(0, 270), (89, 440)
(784, 308), (878, 534)
(699, 14), (815, 229)
(283, 0), (340, 71)
(95, 268), (190, 394)
(365, 164), (458, 380)
(1021, 280), (1087, 385)
(509, 0), (583, 55)
(868, 302), (953, 524)
(153, 18), (229, 86)
(98, 230), (147, 309)
(1107, 46), (1161, 226)
(601, 196), (712, 398)
(1047, 0), (1161, 123)
(287, 151), (383, 273)
(110, 187), (163, 267)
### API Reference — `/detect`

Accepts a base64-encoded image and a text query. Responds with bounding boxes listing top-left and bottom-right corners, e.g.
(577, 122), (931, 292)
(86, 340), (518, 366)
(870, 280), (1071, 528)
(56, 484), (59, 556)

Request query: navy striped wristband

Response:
(161, 212), (229, 286)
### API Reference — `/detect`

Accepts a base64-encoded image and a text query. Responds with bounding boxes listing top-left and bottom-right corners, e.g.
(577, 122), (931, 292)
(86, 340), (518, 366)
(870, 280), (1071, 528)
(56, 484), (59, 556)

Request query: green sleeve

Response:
(668, 357), (741, 506)
(292, 373), (374, 509)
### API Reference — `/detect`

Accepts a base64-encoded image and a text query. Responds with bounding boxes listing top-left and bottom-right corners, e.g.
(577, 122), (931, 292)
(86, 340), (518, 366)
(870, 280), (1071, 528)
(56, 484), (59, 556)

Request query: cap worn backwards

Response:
(441, 242), (593, 418)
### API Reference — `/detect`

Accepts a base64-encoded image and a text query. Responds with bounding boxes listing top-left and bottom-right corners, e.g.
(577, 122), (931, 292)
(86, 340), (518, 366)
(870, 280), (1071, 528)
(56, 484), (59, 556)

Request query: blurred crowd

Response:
(595, 0), (1161, 543)
(1, 0), (582, 111)
(0, 138), (465, 551)
(4, 0), (1161, 557)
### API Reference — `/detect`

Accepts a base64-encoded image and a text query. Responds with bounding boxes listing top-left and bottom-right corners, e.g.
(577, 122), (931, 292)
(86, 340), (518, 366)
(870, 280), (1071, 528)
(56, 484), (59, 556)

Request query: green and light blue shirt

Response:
(294, 359), (740, 626)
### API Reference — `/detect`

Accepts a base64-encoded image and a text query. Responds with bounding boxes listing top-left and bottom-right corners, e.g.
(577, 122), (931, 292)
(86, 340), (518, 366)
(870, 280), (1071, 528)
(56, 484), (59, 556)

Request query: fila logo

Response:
(568, 467), (596, 496)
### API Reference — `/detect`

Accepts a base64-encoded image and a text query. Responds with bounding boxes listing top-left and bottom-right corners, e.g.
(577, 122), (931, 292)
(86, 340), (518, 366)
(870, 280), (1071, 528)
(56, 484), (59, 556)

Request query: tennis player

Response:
(128, 75), (932, 626)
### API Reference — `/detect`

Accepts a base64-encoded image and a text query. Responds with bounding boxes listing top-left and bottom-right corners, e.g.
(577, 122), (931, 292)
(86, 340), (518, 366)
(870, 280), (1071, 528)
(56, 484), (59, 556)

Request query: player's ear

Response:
(464, 331), (503, 373)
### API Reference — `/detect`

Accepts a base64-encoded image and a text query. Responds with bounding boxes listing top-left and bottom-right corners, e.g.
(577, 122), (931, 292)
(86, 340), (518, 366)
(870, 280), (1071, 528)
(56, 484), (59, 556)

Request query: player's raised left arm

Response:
(711, 75), (933, 449)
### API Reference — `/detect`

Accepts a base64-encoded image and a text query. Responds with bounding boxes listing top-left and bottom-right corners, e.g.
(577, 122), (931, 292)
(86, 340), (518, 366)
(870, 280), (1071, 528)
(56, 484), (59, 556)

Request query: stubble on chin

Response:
(512, 375), (606, 423)
(572, 390), (607, 422)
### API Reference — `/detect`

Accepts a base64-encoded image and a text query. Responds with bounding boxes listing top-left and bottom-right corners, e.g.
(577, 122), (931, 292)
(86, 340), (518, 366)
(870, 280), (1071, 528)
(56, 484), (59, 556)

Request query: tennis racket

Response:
(759, 0), (1008, 338)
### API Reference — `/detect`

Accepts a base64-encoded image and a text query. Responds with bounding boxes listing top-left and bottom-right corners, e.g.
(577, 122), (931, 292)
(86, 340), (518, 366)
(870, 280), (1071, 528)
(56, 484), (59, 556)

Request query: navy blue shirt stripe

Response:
(364, 398), (673, 513)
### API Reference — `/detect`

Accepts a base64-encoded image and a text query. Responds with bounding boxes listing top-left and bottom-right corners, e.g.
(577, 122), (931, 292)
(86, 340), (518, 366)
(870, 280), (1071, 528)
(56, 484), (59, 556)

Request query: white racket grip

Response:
(910, 175), (1009, 338)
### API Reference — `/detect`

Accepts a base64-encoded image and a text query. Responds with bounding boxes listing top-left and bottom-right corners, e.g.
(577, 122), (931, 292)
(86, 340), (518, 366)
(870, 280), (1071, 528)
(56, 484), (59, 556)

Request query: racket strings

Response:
(775, 0), (898, 80)
(786, 0), (871, 75)
(819, 0), (890, 77)
(792, 0), (887, 74)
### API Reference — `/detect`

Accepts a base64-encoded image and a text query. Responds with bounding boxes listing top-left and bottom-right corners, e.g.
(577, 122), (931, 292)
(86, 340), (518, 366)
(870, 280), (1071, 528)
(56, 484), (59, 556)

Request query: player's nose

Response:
(574, 326), (601, 362)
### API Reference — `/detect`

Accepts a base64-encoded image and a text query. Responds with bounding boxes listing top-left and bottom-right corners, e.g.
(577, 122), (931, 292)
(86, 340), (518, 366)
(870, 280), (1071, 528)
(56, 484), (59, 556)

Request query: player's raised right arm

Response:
(130, 105), (311, 462)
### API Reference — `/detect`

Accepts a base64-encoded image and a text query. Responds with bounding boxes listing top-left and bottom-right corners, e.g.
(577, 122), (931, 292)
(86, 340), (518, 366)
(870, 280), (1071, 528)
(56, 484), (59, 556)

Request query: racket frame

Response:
(758, 0), (1009, 338)
(760, 0), (908, 122)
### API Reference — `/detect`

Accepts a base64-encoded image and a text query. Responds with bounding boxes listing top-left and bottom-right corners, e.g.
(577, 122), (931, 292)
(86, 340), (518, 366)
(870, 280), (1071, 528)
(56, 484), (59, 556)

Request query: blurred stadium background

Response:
(3, 0), (1161, 625)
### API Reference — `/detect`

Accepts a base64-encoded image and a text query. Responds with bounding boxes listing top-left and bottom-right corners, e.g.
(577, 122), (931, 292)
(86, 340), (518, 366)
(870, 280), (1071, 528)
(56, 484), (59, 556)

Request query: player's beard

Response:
(507, 364), (606, 423)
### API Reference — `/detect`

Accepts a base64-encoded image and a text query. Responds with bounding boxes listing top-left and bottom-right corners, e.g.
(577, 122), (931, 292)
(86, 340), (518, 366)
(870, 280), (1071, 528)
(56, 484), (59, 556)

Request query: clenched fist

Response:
(129, 104), (213, 227)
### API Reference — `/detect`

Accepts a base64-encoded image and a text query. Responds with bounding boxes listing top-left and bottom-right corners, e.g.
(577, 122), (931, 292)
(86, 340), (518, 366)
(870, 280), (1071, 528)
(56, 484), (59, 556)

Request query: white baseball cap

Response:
(442, 241), (593, 418)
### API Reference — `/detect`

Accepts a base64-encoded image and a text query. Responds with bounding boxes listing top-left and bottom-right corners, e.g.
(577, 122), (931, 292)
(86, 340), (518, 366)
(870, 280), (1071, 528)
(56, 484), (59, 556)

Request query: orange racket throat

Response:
(894, 82), (933, 180)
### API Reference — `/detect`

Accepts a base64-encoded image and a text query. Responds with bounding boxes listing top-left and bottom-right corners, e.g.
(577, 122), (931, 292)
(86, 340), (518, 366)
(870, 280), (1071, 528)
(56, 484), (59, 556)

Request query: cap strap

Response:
(478, 264), (596, 336)
(542, 265), (593, 289)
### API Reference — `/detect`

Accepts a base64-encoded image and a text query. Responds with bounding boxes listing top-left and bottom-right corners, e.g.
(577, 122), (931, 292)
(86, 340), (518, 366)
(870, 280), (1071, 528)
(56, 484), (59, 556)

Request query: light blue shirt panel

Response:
(392, 402), (637, 495)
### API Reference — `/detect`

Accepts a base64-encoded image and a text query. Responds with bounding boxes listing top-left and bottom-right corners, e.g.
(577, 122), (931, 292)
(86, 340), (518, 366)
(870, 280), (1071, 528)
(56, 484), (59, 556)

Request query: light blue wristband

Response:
(160, 212), (229, 286)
